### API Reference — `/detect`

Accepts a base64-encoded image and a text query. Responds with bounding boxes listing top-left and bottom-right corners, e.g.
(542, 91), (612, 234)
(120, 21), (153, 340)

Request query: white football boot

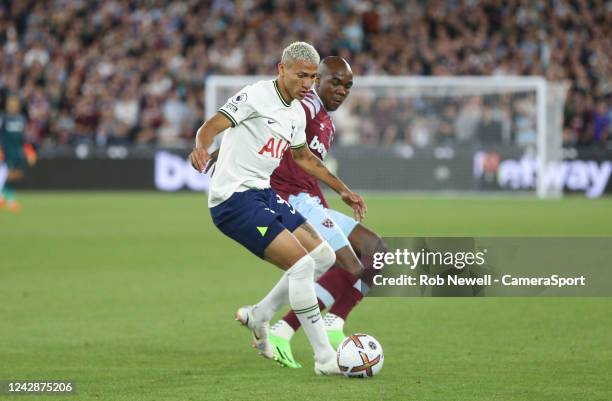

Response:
(235, 305), (274, 359)
(314, 354), (342, 376)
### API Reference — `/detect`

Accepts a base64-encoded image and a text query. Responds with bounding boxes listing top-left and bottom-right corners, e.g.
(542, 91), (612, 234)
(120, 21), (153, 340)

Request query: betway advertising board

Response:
(16, 148), (612, 197)
(473, 149), (612, 198)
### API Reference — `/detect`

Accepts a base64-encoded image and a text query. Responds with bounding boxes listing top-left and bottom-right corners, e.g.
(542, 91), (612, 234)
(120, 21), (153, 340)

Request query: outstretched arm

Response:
(291, 145), (367, 221)
(189, 113), (233, 172)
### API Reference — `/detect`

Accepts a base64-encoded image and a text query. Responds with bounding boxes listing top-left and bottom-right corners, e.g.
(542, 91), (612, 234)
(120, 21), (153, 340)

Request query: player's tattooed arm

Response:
(291, 145), (367, 221)
(190, 113), (232, 172)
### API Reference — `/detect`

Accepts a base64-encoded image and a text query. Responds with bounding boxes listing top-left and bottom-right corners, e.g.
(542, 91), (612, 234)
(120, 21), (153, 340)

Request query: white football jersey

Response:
(208, 80), (307, 207)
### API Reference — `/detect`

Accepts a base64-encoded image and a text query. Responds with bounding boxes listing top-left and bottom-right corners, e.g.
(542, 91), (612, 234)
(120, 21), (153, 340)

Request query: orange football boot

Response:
(7, 201), (21, 213)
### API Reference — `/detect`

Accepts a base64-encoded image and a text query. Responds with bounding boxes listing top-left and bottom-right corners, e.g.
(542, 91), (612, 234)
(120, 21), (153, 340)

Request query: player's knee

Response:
(286, 254), (317, 309)
(310, 241), (336, 278)
(374, 235), (387, 254)
(361, 233), (387, 257)
(286, 254), (315, 281)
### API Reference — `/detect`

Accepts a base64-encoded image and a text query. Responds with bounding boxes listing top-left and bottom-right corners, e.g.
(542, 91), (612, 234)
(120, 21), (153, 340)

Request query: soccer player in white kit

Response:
(189, 42), (366, 375)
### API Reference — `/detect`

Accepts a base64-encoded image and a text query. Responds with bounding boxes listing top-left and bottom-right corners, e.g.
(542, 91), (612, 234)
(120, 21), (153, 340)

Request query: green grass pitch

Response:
(1, 192), (611, 401)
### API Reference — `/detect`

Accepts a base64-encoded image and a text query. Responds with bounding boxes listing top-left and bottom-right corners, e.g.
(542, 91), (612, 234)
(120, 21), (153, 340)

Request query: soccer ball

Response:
(336, 333), (384, 378)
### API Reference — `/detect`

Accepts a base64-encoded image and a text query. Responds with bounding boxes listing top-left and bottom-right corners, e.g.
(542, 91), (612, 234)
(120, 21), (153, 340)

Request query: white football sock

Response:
(310, 241), (336, 279)
(270, 319), (295, 340)
(253, 272), (290, 322)
(287, 254), (335, 363)
(323, 313), (345, 331)
(253, 242), (336, 323)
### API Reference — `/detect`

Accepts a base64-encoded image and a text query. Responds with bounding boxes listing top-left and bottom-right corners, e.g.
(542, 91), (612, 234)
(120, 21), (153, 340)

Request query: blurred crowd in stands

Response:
(333, 91), (544, 148)
(0, 0), (610, 148)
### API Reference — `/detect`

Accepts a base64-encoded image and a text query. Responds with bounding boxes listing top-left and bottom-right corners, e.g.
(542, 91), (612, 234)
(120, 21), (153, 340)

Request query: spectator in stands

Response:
(0, 0), (609, 148)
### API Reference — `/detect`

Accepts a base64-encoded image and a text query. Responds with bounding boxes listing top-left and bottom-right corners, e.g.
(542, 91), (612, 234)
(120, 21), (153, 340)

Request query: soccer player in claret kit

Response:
(268, 57), (386, 368)
(189, 42), (366, 375)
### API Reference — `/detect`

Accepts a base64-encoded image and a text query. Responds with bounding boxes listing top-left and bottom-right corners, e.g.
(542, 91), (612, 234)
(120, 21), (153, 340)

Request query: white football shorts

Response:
(288, 192), (359, 252)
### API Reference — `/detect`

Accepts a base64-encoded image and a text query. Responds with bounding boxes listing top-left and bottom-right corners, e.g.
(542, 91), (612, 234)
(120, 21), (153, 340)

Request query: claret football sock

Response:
(327, 257), (378, 320)
(317, 266), (359, 302)
(328, 287), (362, 321)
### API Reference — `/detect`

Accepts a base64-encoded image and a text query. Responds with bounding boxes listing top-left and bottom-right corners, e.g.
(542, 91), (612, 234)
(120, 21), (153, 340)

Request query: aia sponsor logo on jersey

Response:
(322, 218), (334, 228)
(258, 137), (290, 159)
(309, 135), (328, 159)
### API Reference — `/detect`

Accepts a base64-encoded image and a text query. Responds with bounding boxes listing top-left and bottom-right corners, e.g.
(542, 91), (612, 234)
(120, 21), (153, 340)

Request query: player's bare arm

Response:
(291, 144), (367, 221)
(204, 149), (220, 173)
(189, 113), (233, 172)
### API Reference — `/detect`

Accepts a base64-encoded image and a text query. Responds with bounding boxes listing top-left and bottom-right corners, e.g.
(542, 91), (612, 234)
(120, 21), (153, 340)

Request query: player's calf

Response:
(348, 226), (387, 288)
(334, 245), (364, 278)
(325, 227), (387, 323)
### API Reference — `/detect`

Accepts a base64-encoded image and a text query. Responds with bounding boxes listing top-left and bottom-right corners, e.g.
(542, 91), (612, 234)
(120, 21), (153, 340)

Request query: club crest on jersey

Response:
(258, 137), (290, 159)
(322, 218), (334, 228)
(309, 135), (328, 158)
(232, 93), (248, 104)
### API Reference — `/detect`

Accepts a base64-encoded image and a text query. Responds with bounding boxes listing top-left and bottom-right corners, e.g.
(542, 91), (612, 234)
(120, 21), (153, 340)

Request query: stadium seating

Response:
(0, 1), (609, 147)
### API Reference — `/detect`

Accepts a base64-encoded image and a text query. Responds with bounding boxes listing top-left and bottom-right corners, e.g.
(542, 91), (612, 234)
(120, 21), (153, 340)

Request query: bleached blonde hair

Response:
(281, 42), (320, 66)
